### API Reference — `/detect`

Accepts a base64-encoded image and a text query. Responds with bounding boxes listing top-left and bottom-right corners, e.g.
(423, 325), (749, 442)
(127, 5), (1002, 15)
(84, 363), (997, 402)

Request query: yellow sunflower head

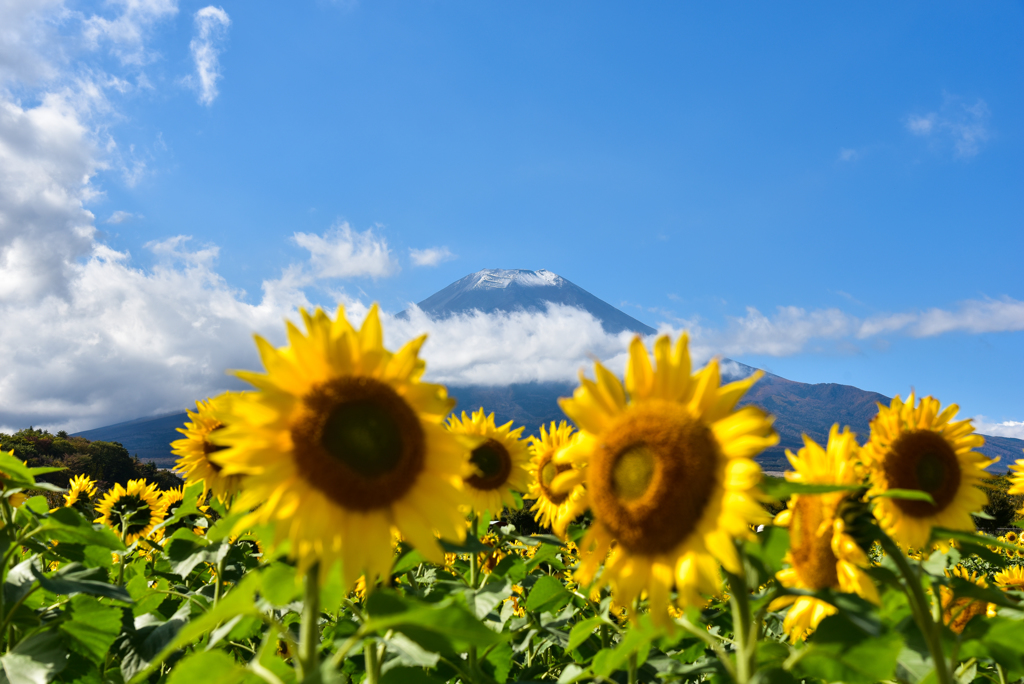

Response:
(862, 393), (993, 550)
(556, 334), (778, 622)
(1008, 453), (1024, 513)
(1004, 531), (1020, 545)
(63, 474), (98, 508)
(940, 565), (995, 633)
(213, 304), (469, 590)
(527, 421), (587, 538)
(994, 565), (1024, 592)
(171, 394), (244, 502)
(771, 425), (878, 643)
(94, 479), (165, 545)
(445, 408), (530, 516)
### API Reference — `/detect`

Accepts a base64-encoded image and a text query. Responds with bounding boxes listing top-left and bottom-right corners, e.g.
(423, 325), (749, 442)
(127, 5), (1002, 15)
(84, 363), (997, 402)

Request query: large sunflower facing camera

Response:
(771, 425), (878, 642)
(171, 395), (243, 502)
(556, 334), (778, 619)
(212, 305), (469, 590)
(862, 393), (992, 550)
(445, 408), (529, 517)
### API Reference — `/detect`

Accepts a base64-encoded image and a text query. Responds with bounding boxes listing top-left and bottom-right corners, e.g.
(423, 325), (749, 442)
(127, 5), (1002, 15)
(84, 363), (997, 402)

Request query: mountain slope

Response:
(404, 269), (657, 335)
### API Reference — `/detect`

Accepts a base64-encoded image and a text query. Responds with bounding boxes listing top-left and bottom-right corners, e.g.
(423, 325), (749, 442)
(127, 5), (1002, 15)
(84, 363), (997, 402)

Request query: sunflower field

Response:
(3, 306), (1024, 684)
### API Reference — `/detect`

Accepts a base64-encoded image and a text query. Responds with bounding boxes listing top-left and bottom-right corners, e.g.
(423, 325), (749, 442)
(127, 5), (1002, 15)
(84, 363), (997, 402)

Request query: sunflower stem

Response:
(213, 555), (226, 606)
(726, 567), (755, 684)
(627, 650), (638, 684)
(879, 535), (953, 684)
(298, 562), (321, 682)
(364, 638), (381, 684)
(468, 514), (479, 588)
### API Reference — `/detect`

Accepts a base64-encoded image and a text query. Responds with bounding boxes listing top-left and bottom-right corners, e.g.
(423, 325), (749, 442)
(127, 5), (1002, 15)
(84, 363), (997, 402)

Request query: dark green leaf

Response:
(567, 616), (606, 652)
(33, 564), (132, 603)
(166, 650), (247, 684)
(120, 602), (192, 682)
(873, 489), (936, 504)
(43, 508), (124, 551)
(0, 631), (67, 684)
(760, 479), (862, 499)
(524, 576), (572, 614)
(362, 590), (504, 649)
(4, 557), (40, 607)
(795, 617), (903, 684)
(379, 667), (445, 684)
(60, 595), (123, 664)
(259, 562), (300, 606)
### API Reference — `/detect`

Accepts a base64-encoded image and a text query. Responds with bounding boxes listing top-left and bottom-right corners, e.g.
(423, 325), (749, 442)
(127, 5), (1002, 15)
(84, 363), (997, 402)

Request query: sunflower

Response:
(994, 565), (1024, 591)
(940, 566), (996, 633)
(527, 421), (588, 538)
(63, 474), (97, 508)
(212, 304), (470, 590)
(770, 426), (879, 642)
(445, 408), (529, 516)
(861, 393), (993, 550)
(1004, 531), (1020, 546)
(94, 479), (166, 545)
(1009, 453), (1024, 514)
(555, 334), (778, 622)
(171, 395), (243, 502)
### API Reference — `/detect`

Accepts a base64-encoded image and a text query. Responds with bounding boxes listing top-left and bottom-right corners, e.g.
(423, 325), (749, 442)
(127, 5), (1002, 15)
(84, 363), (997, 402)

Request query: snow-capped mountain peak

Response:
(468, 269), (563, 290)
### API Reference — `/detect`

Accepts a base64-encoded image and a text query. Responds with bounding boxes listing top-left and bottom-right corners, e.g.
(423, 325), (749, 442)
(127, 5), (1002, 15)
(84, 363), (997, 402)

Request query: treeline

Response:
(0, 427), (182, 491)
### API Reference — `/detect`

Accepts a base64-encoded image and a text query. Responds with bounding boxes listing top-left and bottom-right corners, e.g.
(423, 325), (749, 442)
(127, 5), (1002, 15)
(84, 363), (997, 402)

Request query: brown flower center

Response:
(202, 424), (227, 472)
(589, 400), (717, 555)
(536, 451), (571, 505)
(790, 496), (840, 589)
(466, 439), (513, 491)
(883, 429), (961, 517)
(290, 376), (425, 511)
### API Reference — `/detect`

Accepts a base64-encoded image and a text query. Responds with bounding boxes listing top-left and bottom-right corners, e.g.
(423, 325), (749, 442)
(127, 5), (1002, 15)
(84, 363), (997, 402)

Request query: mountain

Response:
(74, 269), (1023, 474)
(401, 268), (657, 335)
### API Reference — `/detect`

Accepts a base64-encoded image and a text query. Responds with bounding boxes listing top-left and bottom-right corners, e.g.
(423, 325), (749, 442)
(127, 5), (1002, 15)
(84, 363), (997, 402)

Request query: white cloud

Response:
(187, 6), (230, 106)
(972, 418), (1024, 441)
(838, 148), (859, 162)
(410, 246), (456, 267)
(106, 210), (141, 224)
(292, 222), (399, 280)
(906, 95), (991, 158)
(81, 0), (179, 66)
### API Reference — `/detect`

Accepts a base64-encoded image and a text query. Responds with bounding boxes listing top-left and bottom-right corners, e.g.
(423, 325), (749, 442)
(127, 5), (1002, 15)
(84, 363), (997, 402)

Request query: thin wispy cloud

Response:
(292, 222), (399, 280)
(906, 94), (991, 158)
(187, 6), (231, 106)
(838, 148), (859, 162)
(410, 246), (456, 267)
(105, 210), (141, 224)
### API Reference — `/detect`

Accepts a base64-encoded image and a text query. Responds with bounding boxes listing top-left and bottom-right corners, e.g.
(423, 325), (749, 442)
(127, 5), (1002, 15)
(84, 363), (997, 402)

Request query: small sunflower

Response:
(213, 305), (470, 590)
(940, 566), (996, 633)
(527, 421), (588, 538)
(994, 565), (1024, 591)
(862, 393), (993, 550)
(556, 334), (778, 622)
(1004, 531), (1020, 546)
(445, 409), (529, 516)
(171, 395), (243, 502)
(1009, 453), (1024, 514)
(63, 474), (97, 508)
(770, 426), (878, 642)
(94, 479), (165, 545)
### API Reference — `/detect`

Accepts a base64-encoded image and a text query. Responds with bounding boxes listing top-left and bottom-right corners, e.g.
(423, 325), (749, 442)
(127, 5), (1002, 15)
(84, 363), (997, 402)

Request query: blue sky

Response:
(1, 1), (1022, 435)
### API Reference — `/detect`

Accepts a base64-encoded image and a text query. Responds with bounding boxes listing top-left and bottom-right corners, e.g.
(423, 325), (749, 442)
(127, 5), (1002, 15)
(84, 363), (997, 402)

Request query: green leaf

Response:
(0, 630), (68, 684)
(490, 555), (526, 583)
(42, 508), (124, 551)
(259, 562), (300, 607)
(0, 452), (33, 481)
(362, 589), (504, 649)
(934, 527), (1020, 553)
(760, 479), (862, 499)
(60, 595), (123, 664)
(120, 603), (192, 682)
(483, 641), (513, 684)
(4, 557), (41, 608)
(960, 616), (1024, 680)
(126, 572), (263, 683)
(465, 575), (511, 619)
(524, 575), (572, 614)
(392, 549), (426, 576)
(524, 543), (563, 572)
(566, 616), (606, 652)
(32, 563), (132, 603)
(873, 489), (936, 504)
(379, 667), (446, 684)
(166, 650), (247, 684)
(794, 616), (903, 684)
(591, 621), (657, 678)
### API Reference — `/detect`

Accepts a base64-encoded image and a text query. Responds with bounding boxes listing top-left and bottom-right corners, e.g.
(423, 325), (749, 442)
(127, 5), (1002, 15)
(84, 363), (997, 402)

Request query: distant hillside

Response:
(73, 377), (1021, 474)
